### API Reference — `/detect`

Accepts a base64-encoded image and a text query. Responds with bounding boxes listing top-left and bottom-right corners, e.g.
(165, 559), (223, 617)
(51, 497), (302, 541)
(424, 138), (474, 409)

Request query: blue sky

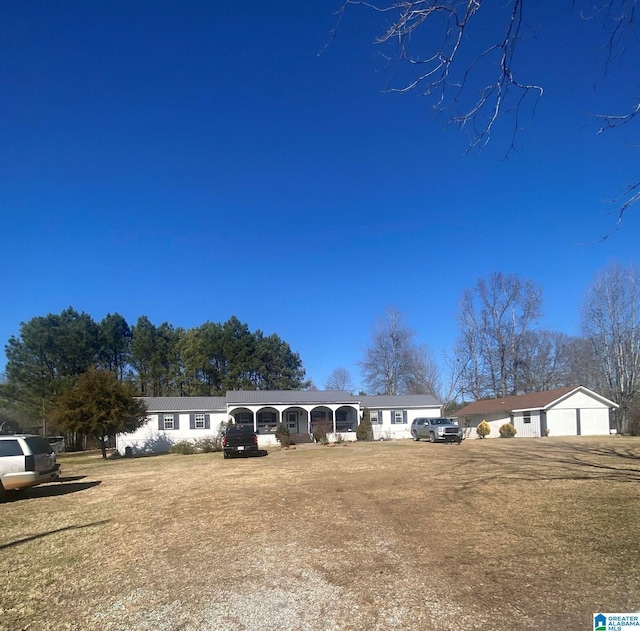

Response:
(1, 1), (638, 392)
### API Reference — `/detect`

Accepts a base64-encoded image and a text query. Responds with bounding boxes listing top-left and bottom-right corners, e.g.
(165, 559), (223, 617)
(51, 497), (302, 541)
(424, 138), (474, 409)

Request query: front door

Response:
(287, 412), (298, 433)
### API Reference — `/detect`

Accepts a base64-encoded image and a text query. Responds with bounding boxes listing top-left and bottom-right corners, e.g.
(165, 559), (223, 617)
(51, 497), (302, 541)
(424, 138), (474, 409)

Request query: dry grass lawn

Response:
(1, 436), (639, 631)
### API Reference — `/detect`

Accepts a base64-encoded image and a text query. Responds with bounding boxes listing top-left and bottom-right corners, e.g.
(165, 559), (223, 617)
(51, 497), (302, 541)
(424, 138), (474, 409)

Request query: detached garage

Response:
(453, 386), (618, 439)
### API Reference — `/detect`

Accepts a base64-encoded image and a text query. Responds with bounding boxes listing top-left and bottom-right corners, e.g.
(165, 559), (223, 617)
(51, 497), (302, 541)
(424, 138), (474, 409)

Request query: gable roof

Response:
(225, 390), (357, 405)
(452, 386), (618, 417)
(139, 390), (441, 412)
(140, 397), (228, 412)
(360, 394), (440, 408)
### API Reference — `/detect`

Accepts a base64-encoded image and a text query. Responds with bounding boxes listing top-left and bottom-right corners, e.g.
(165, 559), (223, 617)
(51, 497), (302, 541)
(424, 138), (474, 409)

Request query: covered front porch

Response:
(228, 403), (359, 445)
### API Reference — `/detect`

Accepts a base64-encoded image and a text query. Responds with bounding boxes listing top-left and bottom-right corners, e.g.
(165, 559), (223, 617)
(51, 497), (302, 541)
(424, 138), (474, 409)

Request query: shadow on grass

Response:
(4, 479), (102, 502)
(227, 450), (269, 459)
(455, 439), (640, 488)
(0, 519), (111, 551)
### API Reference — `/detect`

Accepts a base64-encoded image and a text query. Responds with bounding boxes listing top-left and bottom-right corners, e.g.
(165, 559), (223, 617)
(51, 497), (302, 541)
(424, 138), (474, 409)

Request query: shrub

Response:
(313, 424), (328, 445)
(275, 423), (292, 448)
(499, 423), (517, 438)
(356, 408), (373, 441)
(334, 433), (344, 444)
(170, 440), (196, 455)
(476, 420), (491, 439)
(194, 437), (222, 453)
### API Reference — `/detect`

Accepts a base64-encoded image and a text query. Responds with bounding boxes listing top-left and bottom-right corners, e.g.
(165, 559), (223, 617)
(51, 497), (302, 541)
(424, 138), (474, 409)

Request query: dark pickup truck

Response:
(222, 425), (259, 459)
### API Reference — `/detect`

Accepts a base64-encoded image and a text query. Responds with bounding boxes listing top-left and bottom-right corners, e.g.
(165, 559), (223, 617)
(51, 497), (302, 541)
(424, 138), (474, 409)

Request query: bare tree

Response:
(581, 262), (640, 432)
(404, 345), (441, 396)
(332, 1), (640, 231)
(325, 367), (355, 393)
(455, 272), (543, 399)
(360, 307), (439, 395)
(513, 330), (594, 393)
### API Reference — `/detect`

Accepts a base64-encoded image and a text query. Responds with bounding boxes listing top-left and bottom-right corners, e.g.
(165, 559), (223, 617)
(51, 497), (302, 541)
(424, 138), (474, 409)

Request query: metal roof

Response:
(360, 394), (440, 408)
(225, 390), (358, 405)
(139, 391), (442, 412)
(140, 397), (227, 412)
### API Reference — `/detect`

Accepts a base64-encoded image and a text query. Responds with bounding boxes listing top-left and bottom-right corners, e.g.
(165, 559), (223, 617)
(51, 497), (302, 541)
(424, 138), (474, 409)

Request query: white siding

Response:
(553, 391), (602, 409)
(379, 409), (410, 440)
(461, 413), (510, 439)
(116, 412), (228, 454)
(376, 407), (442, 440)
(513, 411), (541, 438)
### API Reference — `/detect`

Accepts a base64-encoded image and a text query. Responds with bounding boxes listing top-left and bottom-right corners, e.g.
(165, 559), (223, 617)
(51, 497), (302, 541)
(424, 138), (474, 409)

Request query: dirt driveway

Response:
(1, 437), (639, 630)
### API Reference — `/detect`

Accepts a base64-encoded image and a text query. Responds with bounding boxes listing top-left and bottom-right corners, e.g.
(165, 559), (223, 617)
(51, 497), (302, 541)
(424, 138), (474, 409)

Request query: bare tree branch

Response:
(332, 0), (640, 234)
(333, 1), (543, 154)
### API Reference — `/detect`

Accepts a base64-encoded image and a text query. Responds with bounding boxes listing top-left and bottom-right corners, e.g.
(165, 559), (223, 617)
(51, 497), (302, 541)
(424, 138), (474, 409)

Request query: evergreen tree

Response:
(53, 369), (147, 459)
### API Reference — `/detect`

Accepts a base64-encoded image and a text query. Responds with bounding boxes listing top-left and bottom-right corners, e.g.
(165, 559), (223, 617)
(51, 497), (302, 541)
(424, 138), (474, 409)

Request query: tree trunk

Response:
(99, 436), (107, 459)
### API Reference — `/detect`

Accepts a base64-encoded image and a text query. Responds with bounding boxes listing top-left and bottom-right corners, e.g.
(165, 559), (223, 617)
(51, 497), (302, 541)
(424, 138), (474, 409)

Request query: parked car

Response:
(0, 434), (61, 501)
(221, 425), (259, 459)
(411, 418), (463, 444)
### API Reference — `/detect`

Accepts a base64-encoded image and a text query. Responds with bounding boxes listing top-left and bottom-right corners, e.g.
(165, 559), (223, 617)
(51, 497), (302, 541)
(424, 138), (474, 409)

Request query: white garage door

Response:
(579, 408), (610, 436)
(548, 409), (577, 436)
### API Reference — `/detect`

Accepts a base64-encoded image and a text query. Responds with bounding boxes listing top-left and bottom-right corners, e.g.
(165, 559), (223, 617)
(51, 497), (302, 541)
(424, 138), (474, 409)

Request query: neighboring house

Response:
(452, 386), (618, 439)
(116, 390), (441, 453)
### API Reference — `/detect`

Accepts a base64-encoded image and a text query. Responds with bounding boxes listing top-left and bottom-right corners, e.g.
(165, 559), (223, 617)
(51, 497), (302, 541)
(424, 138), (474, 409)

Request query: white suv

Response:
(0, 435), (61, 501)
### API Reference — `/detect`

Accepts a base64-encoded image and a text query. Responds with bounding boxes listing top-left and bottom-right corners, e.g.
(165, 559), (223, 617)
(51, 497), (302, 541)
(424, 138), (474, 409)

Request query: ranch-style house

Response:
(116, 390), (442, 453)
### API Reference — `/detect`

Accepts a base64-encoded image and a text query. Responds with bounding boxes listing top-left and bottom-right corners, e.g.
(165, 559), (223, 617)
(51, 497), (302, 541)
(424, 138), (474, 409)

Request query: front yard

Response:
(1, 436), (639, 630)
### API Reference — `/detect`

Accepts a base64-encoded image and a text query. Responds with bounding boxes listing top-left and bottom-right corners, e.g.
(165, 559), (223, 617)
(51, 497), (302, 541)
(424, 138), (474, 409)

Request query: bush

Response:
(194, 437), (222, 453)
(499, 423), (517, 438)
(275, 423), (292, 448)
(476, 420), (491, 439)
(334, 433), (344, 444)
(170, 440), (196, 455)
(356, 408), (373, 441)
(313, 424), (328, 445)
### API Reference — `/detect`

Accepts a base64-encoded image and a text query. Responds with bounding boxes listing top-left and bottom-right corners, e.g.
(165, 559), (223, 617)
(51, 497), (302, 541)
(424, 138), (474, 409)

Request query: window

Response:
(336, 409), (354, 432)
(391, 410), (407, 424)
(257, 411), (277, 432)
(523, 411), (531, 424)
(190, 413), (209, 430)
(23, 437), (53, 454)
(369, 411), (378, 424)
(158, 413), (180, 431)
(237, 413), (252, 426)
(0, 439), (23, 457)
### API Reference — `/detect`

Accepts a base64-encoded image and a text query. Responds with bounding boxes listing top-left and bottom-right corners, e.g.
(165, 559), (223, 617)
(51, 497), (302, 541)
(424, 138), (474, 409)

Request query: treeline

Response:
(353, 264), (640, 434)
(1, 309), (307, 430)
